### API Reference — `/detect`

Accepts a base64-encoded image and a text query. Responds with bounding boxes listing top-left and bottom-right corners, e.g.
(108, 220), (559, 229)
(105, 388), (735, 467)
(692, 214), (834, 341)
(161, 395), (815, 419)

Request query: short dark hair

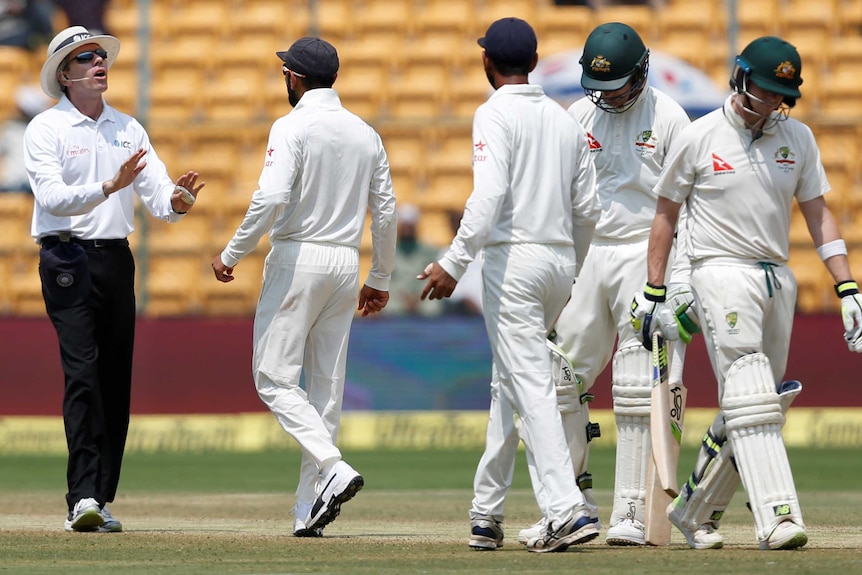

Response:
(301, 75), (335, 89)
(491, 59), (532, 77)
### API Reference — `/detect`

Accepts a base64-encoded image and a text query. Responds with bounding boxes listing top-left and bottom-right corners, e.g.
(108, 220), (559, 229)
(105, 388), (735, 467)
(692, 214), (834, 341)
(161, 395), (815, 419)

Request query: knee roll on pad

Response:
(611, 346), (652, 417)
(720, 354), (804, 541)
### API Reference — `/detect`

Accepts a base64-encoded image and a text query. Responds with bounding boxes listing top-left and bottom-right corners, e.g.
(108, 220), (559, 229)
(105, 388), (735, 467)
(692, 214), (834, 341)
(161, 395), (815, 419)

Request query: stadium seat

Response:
(535, 3), (594, 46)
(734, 0), (781, 40)
(199, 252), (266, 317)
(0, 195), (33, 255)
(7, 250), (43, 317)
(143, 254), (205, 316)
(414, 0), (478, 37)
(316, 0), (356, 39)
(146, 214), (214, 256)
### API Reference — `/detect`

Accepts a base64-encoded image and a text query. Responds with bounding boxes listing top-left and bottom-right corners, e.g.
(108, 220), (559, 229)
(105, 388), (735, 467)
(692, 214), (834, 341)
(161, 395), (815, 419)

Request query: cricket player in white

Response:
(420, 17), (601, 553)
(212, 37), (397, 537)
(633, 36), (862, 550)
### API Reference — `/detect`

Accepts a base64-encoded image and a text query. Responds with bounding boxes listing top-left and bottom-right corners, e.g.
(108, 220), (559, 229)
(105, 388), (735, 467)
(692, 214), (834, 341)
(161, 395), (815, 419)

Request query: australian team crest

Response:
(774, 146), (796, 173)
(590, 55), (612, 74)
(774, 61), (797, 81)
(634, 130), (657, 157)
(725, 311), (740, 335)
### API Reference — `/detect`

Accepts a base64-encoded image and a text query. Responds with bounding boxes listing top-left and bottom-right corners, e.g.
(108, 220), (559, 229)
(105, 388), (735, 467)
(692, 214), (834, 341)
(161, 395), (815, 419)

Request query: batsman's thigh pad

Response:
(610, 346), (652, 523)
(721, 354), (804, 541)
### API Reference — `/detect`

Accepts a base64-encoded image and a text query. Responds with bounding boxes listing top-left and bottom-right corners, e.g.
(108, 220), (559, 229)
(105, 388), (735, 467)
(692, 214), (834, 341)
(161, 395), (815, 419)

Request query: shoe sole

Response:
(468, 536), (502, 550)
(294, 527), (323, 538)
(69, 510), (104, 533)
(306, 475), (364, 531)
(527, 523), (599, 553)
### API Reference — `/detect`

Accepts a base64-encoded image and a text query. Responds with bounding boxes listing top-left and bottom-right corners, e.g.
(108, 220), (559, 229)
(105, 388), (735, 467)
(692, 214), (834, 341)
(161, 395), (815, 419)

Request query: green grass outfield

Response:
(1, 447), (860, 574)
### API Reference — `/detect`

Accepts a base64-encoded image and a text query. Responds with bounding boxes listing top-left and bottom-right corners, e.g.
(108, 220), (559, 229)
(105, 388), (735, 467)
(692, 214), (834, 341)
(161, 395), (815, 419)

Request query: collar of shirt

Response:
(293, 88), (343, 112)
(56, 94), (118, 127)
(488, 83), (545, 101)
(723, 93), (780, 137)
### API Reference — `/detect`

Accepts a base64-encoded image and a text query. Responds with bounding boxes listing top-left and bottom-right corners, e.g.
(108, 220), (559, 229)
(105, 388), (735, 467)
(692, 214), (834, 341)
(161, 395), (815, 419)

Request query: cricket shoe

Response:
(667, 503), (722, 549)
(98, 506), (123, 533)
(524, 506), (599, 553)
(305, 460), (364, 531)
(518, 510), (600, 545)
(293, 501), (323, 537)
(759, 521), (807, 550)
(469, 516), (503, 550)
(63, 497), (104, 532)
(605, 518), (645, 546)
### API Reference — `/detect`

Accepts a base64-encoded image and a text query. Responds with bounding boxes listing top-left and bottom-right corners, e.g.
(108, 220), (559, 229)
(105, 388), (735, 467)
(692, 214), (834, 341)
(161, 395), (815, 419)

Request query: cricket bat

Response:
(644, 332), (687, 545)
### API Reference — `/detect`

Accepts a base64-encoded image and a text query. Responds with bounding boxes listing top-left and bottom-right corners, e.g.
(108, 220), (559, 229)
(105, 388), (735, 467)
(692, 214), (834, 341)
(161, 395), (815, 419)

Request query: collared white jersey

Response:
(439, 83), (600, 280)
(568, 86), (690, 241)
(25, 96), (181, 241)
(221, 88), (396, 290)
(656, 95), (829, 264)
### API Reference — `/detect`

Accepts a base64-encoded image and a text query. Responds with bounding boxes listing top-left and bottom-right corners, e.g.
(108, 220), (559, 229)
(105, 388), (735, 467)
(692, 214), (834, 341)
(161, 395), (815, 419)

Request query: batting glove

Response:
(630, 283), (679, 350)
(667, 283), (701, 344)
(836, 281), (862, 352)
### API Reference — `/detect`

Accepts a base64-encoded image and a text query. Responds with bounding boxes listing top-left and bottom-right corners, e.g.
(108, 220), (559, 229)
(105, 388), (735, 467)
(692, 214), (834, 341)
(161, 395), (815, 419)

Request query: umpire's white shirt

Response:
(25, 95), (182, 242)
(439, 84), (600, 280)
(656, 95), (829, 264)
(220, 88), (396, 290)
(568, 86), (690, 242)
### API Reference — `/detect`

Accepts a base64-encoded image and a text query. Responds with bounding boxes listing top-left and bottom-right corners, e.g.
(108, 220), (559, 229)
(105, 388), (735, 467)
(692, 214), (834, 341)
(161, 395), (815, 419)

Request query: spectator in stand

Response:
(0, 85), (53, 193)
(388, 203), (444, 316)
(53, 0), (110, 35)
(0, 0), (53, 50)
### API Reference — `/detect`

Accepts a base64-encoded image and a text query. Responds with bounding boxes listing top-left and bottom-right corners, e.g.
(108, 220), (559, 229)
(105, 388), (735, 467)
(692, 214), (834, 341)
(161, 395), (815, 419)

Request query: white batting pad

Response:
(721, 354), (804, 541)
(610, 345), (652, 524)
(548, 339), (583, 414)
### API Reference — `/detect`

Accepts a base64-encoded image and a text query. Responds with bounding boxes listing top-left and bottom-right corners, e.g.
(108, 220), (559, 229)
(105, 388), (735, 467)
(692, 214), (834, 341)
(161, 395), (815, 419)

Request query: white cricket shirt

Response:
(25, 96), (182, 241)
(655, 95), (829, 264)
(439, 83), (600, 280)
(221, 89), (396, 290)
(568, 86), (691, 241)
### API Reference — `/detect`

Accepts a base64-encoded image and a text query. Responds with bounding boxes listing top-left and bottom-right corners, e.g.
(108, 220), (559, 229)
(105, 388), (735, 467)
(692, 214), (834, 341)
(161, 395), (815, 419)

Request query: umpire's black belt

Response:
(41, 236), (129, 249)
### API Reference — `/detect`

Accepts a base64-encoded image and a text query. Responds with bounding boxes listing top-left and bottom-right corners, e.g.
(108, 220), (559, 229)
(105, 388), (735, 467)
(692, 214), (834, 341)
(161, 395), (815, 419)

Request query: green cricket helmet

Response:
(580, 22), (649, 113)
(731, 36), (803, 107)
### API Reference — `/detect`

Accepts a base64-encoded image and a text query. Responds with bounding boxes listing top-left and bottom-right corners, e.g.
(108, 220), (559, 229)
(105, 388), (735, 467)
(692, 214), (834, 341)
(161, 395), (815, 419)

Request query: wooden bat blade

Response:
(650, 333), (678, 494)
(644, 454), (672, 545)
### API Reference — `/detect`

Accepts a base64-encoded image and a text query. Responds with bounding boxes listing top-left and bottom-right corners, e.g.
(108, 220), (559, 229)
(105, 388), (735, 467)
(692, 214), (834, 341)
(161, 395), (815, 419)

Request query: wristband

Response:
(835, 281), (859, 298)
(816, 239), (847, 261)
(171, 206), (188, 215)
(644, 282), (667, 303)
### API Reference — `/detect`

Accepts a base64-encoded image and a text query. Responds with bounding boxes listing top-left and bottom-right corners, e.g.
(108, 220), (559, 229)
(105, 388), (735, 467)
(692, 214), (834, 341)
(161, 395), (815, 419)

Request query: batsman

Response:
(519, 23), (695, 547)
(632, 36), (862, 550)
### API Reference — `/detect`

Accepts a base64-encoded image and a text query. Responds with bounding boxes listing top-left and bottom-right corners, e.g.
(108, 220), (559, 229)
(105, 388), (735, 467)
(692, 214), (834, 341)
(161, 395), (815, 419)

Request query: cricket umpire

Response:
(633, 36), (862, 550)
(26, 26), (204, 532)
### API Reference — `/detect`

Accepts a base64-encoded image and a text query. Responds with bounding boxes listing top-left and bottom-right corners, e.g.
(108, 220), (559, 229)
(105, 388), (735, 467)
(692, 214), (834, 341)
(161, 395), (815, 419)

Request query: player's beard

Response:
(485, 69), (497, 90)
(287, 81), (299, 107)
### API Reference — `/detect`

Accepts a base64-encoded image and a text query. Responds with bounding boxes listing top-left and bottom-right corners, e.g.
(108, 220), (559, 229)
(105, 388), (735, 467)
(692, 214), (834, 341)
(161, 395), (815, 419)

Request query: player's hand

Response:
(631, 283), (679, 350)
(667, 283), (701, 344)
(211, 255), (234, 283)
(358, 285), (389, 317)
(170, 171), (206, 214)
(837, 281), (862, 352)
(103, 148), (147, 196)
(418, 262), (457, 301)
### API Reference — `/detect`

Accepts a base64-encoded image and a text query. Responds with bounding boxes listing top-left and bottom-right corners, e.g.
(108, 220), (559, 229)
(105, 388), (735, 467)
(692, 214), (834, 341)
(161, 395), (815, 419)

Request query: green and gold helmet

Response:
(579, 22), (649, 113)
(731, 36), (803, 107)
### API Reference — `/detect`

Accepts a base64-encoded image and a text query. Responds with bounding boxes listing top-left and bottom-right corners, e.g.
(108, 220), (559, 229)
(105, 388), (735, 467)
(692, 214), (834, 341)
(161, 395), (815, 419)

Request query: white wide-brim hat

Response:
(40, 26), (120, 99)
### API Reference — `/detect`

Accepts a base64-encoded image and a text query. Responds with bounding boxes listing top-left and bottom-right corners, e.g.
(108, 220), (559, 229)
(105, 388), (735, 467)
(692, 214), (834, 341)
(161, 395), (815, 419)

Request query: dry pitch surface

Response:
(1, 489), (861, 575)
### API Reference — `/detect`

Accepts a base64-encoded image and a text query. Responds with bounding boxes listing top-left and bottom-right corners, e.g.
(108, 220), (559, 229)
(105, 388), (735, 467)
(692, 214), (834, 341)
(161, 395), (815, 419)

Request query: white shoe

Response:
(525, 506), (599, 553)
(667, 504), (722, 549)
(469, 516), (503, 550)
(605, 518), (645, 546)
(759, 521), (807, 550)
(63, 497), (104, 532)
(293, 501), (323, 537)
(98, 506), (123, 533)
(305, 460), (364, 531)
(518, 517), (547, 545)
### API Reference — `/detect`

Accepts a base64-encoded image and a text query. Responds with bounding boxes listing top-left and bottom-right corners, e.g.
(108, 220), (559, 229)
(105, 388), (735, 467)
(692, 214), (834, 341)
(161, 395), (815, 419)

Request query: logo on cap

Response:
(590, 56), (612, 74)
(774, 61), (796, 80)
(56, 272), (74, 288)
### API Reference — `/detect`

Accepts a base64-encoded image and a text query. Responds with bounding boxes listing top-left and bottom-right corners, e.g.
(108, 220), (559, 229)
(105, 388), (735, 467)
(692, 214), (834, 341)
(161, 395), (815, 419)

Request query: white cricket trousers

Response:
(252, 241), (360, 504)
(478, 243), (584, 524)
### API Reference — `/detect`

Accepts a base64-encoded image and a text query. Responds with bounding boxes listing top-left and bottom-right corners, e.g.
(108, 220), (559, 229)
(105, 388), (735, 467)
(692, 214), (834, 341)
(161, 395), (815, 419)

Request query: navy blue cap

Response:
(277, 37), (339, 78)
(478, 17), (537, 67)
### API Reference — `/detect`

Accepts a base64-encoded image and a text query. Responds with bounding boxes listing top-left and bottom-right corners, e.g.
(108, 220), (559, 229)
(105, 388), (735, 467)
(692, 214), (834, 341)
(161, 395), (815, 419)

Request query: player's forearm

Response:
(647, 197), (681, 285)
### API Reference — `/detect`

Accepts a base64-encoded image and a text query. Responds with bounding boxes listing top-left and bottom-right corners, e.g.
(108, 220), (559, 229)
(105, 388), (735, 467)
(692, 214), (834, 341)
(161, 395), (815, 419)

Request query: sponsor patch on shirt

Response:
(265, 147), (275, 167)
(712, 153), (735, 175)
(473, 140), (488, 163)
(587, 132), (602, 152)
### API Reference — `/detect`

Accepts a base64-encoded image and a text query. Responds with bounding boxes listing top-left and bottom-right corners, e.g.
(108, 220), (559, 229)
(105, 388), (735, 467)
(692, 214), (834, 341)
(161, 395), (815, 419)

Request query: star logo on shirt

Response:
(474, 141), (487, 151)
(267, 148), (275, 157)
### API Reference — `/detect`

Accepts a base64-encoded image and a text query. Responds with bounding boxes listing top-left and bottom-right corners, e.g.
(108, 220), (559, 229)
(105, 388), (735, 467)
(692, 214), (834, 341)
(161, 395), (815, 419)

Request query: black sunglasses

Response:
(70, 48), (108, 64)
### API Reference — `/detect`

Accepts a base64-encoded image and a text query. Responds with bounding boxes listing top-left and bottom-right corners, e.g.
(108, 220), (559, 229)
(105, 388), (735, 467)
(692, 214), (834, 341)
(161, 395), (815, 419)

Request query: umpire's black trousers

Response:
(40, 238), (136, 511)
